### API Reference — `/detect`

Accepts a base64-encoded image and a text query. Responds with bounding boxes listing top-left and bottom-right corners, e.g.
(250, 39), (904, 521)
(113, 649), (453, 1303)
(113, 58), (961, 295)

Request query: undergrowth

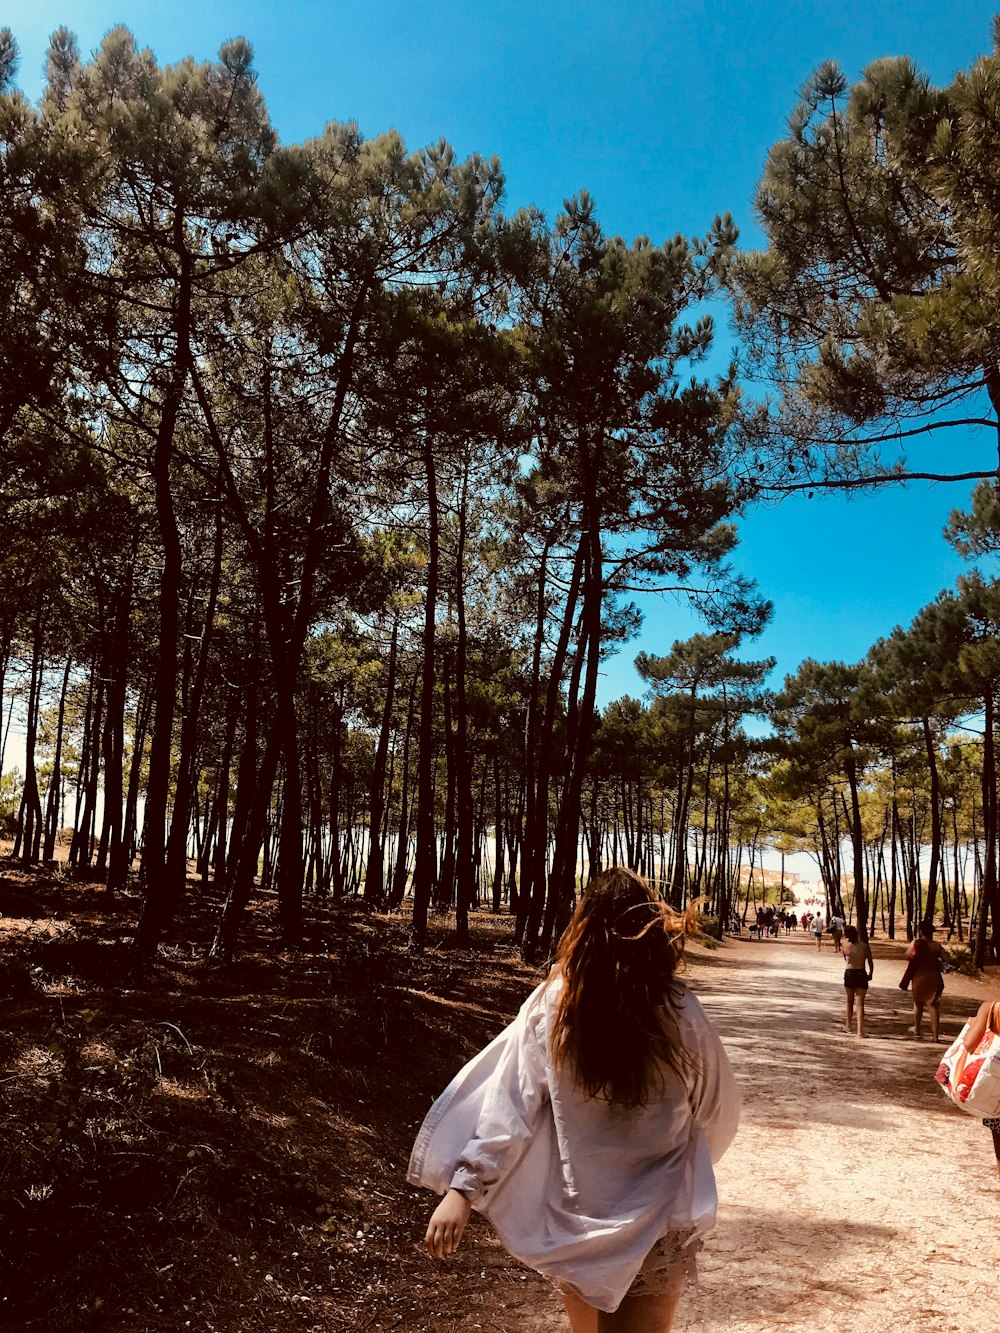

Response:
(943, 942), (980, 977)
(0, 868), (543, 1331)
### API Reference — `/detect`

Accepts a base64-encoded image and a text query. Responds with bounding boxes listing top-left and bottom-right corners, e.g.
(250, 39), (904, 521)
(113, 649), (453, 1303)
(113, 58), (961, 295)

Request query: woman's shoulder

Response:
(669, 981), (705, 1024)
(668, 984), (730, 1060)
(523, 968), (563, 1028)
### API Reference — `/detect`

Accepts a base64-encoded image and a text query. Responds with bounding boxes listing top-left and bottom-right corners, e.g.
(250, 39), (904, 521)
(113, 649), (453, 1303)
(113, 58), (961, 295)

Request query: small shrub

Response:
(0, 769), (21, 837)
(943, 943), (979, 976)
(695, 912), (722, 945)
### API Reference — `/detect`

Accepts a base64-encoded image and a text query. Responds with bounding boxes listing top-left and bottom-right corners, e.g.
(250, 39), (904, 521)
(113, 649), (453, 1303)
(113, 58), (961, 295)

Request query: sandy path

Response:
(512, 932), (998, 1333)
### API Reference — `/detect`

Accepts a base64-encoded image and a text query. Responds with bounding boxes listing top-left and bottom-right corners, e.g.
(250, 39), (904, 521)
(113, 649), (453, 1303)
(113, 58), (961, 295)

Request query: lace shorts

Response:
(628, 1228), (702, 1297)
(552, 1228), (702, 1303)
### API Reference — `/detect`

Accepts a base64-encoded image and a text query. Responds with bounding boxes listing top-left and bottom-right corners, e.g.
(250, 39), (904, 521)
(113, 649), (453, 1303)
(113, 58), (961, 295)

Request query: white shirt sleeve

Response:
(449, 991), (551, 1204)
(680, 991), (741, 1164)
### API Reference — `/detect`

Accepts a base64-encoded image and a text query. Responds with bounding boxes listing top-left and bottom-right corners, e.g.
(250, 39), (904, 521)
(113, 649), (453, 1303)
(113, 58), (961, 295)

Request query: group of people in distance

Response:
(411, 868), (999, 1332)
(753, 904), (798, 935)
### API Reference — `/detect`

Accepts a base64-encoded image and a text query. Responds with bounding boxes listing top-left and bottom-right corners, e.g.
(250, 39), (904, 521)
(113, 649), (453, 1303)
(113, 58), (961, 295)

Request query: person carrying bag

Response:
(935, 998), (1000, 1177)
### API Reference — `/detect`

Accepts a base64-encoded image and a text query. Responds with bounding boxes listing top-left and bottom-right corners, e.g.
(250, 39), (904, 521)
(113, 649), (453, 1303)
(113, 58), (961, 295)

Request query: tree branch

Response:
(762, 468), (997, 495)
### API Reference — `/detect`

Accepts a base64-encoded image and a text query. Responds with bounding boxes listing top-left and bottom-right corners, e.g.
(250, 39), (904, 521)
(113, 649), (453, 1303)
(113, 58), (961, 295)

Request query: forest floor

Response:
(0, 865), (997, 1332)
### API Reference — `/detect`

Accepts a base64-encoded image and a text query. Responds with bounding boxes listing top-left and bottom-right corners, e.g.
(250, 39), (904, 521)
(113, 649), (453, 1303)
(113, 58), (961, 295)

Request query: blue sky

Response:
(12, 1), (1000, 709)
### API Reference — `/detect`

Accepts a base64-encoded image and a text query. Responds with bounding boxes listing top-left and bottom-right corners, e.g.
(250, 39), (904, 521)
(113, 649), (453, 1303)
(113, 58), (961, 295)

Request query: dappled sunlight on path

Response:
(670, 933), (997, 1332)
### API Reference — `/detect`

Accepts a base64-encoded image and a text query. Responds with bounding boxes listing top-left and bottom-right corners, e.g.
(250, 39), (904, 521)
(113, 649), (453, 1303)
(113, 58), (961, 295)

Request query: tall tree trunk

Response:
(276, 703), (305, 946)
(388, 672), (419, 909)
(213, 727), (284, 958)
(975, 689), (998, 968)
(363, 618), (399, 906)
(519, 542), (584, 951)
(135, 240), (193, 956)
(411, 439), (440, 948)
(515, 529), (557, 932)
(436, 652), (457, 911)
(327, 700), (345, 900)
(17, 606), (46, 864)
(492, 751), (506, 913)
(921, 716), (942, 927)
(103, 567), (133, 894)
(204, 692), (237, 885)
(162, 491), (224, 910)
(69, 669), (97, 867)
(42, 657), (73, 864)
(453, 467), (475, 947)
(543, 497), (604, 952)
(123, 683), (153, 873)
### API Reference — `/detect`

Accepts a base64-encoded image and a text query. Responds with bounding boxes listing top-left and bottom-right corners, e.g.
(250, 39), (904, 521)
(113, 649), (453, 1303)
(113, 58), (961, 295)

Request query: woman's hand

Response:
(425, 1189), (472, 1259)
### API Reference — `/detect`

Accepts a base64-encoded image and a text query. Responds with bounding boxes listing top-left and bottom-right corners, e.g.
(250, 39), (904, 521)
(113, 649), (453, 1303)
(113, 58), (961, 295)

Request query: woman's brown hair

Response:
(550, 866), (696, 1109)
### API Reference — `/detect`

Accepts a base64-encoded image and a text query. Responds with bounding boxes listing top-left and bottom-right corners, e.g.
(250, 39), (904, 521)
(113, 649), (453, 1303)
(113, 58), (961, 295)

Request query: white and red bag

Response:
(935, 1007), (1000, 1117)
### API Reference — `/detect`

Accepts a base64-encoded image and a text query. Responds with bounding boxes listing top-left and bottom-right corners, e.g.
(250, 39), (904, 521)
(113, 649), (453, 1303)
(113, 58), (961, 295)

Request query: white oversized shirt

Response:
(408, 973), (740, 1313)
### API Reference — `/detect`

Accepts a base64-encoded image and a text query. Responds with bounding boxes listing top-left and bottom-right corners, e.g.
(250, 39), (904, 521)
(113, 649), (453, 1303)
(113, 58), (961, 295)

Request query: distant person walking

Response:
(898, 922), (945, 1041)
(827, 914), (845, 951)
(412, 867), (740, 1332)
(841, 925), (874, 1038)
(812, 915), (824, 951)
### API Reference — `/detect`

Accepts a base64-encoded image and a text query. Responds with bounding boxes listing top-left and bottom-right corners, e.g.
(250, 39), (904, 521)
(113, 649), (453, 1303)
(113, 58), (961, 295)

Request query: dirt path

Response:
(504, 932), (998, 1333)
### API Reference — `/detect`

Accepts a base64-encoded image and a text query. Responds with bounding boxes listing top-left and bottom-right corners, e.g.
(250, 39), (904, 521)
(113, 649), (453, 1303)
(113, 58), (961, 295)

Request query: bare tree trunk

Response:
(363, 618), (399, 906)
(16, 606), (46, 864)
(411, 440), (440, 948)
(42, 657), (72, 864)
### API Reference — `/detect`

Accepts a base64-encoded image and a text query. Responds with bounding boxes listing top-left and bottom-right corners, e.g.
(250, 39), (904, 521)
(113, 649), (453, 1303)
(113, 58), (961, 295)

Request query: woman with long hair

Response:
(840, 924), (874, 1038)
(410, 867), (740, 1332)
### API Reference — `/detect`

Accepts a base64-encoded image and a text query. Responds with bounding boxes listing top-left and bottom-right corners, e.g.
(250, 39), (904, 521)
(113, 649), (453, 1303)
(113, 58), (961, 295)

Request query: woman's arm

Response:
(446, 999), (549, 1205)
(962, 1000), (997, 1053)
(682, 993), (741, 1163)
(865, 944), (874, 979)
